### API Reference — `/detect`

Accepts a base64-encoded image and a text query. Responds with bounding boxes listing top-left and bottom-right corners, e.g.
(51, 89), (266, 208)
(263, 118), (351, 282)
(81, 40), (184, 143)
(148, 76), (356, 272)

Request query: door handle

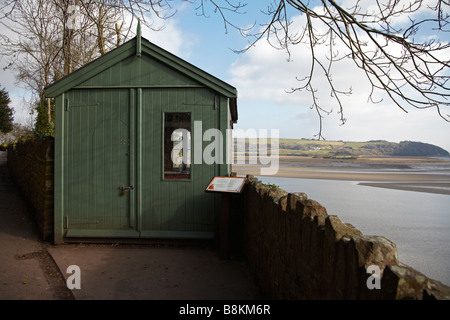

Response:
(119, 186), (134, 191)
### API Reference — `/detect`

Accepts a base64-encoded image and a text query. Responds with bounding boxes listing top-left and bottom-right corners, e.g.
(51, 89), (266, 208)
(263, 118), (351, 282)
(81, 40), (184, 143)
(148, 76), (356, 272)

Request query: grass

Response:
(233, 138), (448, 158)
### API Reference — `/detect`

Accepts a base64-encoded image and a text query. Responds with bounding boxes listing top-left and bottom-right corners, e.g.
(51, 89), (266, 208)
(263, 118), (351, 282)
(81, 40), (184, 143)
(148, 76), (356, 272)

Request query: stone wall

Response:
(235, 174), (450, 300)
(7, 136), (54, 241)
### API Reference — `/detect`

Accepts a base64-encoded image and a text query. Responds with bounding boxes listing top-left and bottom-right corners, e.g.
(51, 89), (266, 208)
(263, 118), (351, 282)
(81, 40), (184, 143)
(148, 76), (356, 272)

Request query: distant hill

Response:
(233, 138), (449, 159)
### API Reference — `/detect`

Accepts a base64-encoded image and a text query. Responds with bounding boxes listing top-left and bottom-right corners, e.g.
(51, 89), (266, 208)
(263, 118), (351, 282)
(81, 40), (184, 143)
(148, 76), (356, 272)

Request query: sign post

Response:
(206, 176), (246, 259)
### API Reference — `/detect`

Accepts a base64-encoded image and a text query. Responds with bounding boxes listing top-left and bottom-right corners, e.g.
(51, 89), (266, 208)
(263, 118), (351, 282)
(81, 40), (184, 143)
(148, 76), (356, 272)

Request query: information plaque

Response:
(205, 176), (247, 193)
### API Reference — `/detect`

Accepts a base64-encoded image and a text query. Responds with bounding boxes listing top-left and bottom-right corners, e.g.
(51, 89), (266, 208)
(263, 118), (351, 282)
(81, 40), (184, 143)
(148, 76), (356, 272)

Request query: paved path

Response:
(0, 151), (64, 299)
(0, 151), (260, 300)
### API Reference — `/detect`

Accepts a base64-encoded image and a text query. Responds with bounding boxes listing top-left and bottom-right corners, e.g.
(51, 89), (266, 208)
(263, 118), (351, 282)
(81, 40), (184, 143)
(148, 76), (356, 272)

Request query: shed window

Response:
(164, 112), (191, 179)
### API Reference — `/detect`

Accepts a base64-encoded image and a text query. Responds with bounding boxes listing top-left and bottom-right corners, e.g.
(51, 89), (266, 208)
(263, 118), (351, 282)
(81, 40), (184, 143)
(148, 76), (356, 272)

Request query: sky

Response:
(1, 0), (449, 152)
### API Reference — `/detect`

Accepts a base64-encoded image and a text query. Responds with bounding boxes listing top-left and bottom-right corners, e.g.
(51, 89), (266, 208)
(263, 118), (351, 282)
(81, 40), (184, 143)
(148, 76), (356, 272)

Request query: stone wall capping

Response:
(350, 235), (399, 269)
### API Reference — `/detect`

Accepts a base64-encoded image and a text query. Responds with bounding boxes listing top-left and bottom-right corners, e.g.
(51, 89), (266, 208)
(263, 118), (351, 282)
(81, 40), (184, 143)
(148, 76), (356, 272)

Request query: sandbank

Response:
(231, 156), (450, 195)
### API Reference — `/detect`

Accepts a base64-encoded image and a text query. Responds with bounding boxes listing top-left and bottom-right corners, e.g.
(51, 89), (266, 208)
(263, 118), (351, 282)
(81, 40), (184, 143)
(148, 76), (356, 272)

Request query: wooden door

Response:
(63, 89), (138, 238)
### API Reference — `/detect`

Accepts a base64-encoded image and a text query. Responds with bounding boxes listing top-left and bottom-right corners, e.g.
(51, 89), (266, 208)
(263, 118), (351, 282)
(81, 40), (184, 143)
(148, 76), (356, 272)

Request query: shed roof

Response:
(45, 35), (238, 122)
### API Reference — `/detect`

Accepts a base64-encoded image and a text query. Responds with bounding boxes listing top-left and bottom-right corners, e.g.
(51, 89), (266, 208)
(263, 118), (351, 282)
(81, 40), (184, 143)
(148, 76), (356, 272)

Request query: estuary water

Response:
(256, 162), (450, 287)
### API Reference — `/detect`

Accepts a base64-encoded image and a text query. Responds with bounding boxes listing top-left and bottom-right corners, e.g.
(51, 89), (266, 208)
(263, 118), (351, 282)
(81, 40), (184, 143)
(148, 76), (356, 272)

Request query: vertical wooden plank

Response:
(129, 89), (136, 228)
(219, 95), (230, 177)
(122, 89), (129, 229)
(177, 88), (186, 232)
(203, 89), (214, 232)
(83, 91), (91, 228)
(95, 91), (105, 227)
(146, 89), (153, 230)
(116, 89), (122, 228)
(178, 89), (184, 232)
(132, 54), (142, 87)
(116, 89), (127, 228)
(104, 89), (113, 229)
(196, 88), (205, 232)
(75, 90), (81, 226)
(110, 89), (117, 228)
(212, 90), (221, 234)
(212, 91), (220, 233)
(67, 91), (73, 225)
(116, 89), (124, 228)
(192, 88), (202, 233)
(89, 90), (98, 229)
(166, 89), (176, 231)
(67, 91), (73, 226)
(74, 90), (82, 226)
(142, 55), (152, 84)
(140, 88), (147, 231)
(141, 88), (149, 232)
(152, 88), (162, 231)
(144, 88), (150, 231)
(181, 88), (192, 232)
(185, 89), (194, 232)
(89, 91), (98, 227)
(137, 87), (143, 233)
(112, 89), (118, 228)
(63, 94), (69, 232)
(74, 90), (81, 228)
(216, 94), (228, 230)
(54, 94), (65, 244)
(161, 88), (170, 231)
(122, 88), (130, 229)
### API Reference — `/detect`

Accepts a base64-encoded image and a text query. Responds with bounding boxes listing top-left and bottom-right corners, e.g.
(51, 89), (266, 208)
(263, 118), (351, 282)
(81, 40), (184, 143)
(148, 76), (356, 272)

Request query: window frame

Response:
(161, 111), (193, 182)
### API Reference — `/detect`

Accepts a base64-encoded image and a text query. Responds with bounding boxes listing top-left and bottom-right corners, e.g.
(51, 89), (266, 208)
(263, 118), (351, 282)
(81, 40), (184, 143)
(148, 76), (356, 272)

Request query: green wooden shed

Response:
(45, 28), (238, 244)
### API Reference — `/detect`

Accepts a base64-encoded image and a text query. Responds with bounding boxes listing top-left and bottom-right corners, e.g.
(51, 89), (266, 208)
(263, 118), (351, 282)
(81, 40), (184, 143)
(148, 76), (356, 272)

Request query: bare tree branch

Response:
(196, 0), (450, 138)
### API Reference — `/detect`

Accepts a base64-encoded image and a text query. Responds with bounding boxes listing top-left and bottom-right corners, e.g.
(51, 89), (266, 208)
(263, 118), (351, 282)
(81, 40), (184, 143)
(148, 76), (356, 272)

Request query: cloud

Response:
(230, 20), (374, 112)
(140, 16), (197, 60)
(229, 10), (450, 151)
(0, 69), (18, 90)
(123, 2), (197, 60)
